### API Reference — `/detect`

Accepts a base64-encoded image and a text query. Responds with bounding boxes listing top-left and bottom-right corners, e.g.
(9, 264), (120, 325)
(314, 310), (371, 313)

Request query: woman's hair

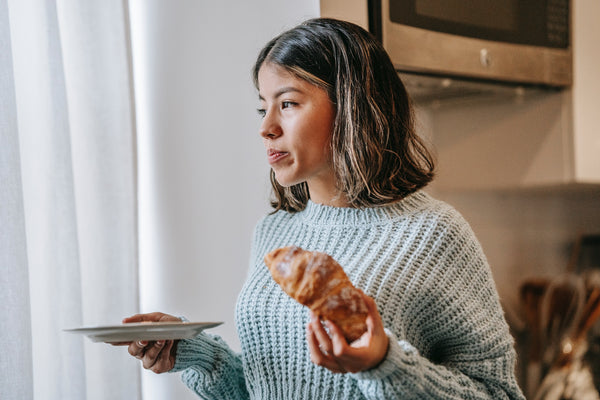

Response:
(253, 18), (435, 212)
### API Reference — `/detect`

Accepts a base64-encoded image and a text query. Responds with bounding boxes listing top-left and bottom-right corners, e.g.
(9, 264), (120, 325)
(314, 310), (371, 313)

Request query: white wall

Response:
(128, 1), (319, 399)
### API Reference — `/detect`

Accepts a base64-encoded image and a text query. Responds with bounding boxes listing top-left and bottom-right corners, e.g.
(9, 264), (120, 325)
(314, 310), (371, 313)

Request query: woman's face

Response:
(257, 62), (339, 205)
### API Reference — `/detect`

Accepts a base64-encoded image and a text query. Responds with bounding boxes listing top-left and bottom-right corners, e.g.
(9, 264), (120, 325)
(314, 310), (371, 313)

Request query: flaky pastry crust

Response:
(264, 246), (368, 342)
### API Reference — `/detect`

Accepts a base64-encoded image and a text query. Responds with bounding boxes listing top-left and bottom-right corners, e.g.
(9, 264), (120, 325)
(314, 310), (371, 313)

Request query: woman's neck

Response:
(308, 189), (350, 208)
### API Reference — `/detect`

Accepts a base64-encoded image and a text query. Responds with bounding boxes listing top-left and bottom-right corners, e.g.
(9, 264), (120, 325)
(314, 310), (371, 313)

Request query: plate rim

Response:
(64, 321), (223, 334)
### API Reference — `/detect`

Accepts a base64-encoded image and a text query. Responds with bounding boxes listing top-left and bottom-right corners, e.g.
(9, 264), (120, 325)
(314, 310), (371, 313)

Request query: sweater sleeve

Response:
(170, 333), (249, 400)
(350, 211), (525, 400)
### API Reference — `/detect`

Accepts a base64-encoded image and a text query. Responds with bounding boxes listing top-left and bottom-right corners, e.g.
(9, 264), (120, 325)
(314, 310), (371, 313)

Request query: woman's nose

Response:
(259, 112), (282, 139)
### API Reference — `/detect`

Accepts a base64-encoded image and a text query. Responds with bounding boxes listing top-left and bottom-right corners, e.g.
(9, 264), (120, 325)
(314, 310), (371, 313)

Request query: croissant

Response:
(264, 246), (368, 342)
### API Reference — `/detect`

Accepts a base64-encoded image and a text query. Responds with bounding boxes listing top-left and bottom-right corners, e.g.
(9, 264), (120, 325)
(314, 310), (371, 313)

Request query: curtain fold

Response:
(1, 0), (140, 398)
(0, 1), (34, 398)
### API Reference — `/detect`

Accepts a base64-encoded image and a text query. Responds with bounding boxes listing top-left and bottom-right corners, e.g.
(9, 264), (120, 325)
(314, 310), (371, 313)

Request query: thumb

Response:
(122, 312), (169, 324)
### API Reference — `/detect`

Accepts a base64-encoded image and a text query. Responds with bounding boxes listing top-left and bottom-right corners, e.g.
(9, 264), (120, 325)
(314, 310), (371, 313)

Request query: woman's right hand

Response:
(119, 312), (181, 374)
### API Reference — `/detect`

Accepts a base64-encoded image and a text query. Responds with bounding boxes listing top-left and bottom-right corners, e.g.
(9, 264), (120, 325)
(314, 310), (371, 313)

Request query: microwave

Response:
(320, 0), (572, 87)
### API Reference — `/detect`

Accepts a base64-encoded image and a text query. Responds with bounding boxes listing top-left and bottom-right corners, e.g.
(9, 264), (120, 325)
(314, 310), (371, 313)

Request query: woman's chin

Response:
(273, 174), (300, 188)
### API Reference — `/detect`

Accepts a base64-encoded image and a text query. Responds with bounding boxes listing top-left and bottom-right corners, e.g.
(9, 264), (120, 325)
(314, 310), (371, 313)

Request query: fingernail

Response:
(156, 340), (164, 345)
(138, 340), (147, 346)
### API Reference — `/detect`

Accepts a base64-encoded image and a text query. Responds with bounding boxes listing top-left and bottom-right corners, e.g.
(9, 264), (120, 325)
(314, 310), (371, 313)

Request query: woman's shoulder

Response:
(404, 191), (466, 223)
(408, 192), (478, 242)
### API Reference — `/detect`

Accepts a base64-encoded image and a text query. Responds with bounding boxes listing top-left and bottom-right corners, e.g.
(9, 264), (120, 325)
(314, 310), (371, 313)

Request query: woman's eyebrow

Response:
(258, 86), (303, 101)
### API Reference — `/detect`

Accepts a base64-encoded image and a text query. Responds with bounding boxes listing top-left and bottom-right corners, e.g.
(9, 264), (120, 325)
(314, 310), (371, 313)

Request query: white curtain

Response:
(1, 0), (140, 399)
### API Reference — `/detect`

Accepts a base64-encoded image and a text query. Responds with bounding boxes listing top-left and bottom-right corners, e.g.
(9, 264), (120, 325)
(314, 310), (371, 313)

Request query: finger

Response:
(122, 312), (169, 324)
(309, 314), (334, 355)
(324, 320), (350, 357)
(363, 295), (385, 335)
(306, 324), (345, 373)
(142, 341), (166, 369)
(321, 327), (368, 373)
(151, 340), (175, 373)
(326, 318), (375, 368)
(306, 323), (321, 359)
(128, 340), (148, 358)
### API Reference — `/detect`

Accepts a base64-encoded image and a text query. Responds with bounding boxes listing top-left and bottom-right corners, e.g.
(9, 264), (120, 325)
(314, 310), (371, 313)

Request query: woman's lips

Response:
(267, 149), (289, 165)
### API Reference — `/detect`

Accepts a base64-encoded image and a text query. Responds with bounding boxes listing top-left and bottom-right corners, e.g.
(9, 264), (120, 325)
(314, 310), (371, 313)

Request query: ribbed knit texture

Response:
(171, 191), (525, 399)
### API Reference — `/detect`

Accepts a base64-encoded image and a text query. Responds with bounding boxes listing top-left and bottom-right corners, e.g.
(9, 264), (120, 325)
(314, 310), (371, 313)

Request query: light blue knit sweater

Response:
(172, 191), (525, 399)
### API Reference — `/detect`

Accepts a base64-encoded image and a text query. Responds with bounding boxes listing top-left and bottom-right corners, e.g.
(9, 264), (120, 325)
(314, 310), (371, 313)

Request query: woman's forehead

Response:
(257, 64), (312, 97)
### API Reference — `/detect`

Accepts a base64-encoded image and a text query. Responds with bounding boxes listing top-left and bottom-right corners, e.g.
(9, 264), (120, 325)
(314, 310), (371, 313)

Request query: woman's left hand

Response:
(306, 292), (389, 373)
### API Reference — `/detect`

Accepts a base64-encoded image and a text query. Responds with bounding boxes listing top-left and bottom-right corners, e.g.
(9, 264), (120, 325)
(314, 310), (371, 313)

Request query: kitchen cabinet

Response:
(414, 0), (600, 191)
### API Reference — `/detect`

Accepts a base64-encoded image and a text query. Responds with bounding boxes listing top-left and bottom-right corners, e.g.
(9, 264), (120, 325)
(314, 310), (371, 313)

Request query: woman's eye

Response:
(257, 108), (266, 118)
(282, 101), (295, 109)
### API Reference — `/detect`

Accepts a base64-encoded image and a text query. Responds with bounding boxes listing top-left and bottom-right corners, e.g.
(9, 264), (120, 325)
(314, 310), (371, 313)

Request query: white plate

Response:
(64, 321), (222, 343)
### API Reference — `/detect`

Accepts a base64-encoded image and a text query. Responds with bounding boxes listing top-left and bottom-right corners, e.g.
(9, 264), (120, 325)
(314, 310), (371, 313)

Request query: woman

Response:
(124, 18), (525, 399)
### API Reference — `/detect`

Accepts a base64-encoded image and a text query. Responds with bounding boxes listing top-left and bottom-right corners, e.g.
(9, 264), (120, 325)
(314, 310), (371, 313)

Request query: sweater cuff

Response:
(170, 333), (220, 373)
(351, 329), (419, 381)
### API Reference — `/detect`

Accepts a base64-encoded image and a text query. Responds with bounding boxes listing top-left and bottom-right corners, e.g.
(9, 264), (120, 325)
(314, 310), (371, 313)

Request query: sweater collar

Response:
(299, 191), (431, 226)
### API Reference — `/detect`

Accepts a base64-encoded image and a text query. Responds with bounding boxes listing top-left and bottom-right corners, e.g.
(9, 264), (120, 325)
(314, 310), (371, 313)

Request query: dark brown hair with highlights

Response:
(253, 18), (435, 212)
